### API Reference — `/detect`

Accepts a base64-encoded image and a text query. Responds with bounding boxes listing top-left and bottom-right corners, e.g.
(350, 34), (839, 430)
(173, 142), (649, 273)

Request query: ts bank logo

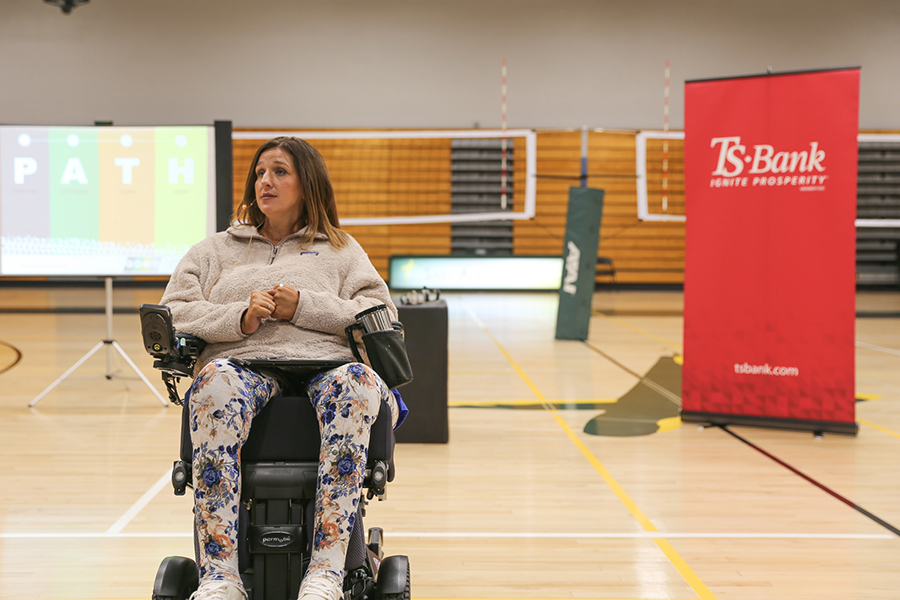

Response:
(708, 136), (828, 192)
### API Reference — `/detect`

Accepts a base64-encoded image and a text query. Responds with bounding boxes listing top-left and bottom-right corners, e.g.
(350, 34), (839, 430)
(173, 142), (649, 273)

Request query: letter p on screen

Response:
(14, 157), (38, 184)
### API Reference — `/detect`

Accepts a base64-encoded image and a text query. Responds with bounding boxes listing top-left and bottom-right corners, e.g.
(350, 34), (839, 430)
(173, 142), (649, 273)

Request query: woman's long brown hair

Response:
(233, 137), (348, 249)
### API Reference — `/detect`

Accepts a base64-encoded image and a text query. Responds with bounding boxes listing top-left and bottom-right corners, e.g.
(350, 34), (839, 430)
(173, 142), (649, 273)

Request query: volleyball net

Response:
(232, 129), (536, 226)
(636, 130), (685, 222)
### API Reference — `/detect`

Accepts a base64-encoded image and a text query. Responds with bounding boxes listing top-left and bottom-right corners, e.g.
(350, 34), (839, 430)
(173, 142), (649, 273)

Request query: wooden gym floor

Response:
(0, 287), (899, 600)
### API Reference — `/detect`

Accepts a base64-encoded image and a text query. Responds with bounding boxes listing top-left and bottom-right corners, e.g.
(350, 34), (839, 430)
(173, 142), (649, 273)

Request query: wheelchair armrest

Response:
(366, 399), (396, 500)
(368, 399), (395, 467)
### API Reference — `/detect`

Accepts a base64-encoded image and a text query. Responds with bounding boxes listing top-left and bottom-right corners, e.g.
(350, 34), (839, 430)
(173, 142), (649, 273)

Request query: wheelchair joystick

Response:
(139, 304), (206, 405)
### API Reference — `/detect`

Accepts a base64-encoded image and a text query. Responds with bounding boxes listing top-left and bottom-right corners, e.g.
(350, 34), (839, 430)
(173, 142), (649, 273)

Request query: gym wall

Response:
(2, 0), (898, 130)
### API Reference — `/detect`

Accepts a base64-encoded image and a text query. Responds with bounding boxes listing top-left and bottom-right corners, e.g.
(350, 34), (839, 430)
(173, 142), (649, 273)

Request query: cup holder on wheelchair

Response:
(140, 304), (411, 600)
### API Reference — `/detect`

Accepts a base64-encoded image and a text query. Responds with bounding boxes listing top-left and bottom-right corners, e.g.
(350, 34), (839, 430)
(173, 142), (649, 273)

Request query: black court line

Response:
(857, 311), (900, 319)
(582, 341), (643, 379)
(720, 425), (900, 538)
(595, 310), (685, 317)
(583, 341), (682, 404)
(0, 340), (23, 375)
(584, 340), (899, 536)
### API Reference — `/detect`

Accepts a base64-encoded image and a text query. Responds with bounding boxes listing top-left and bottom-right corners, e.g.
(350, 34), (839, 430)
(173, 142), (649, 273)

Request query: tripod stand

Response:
(29, 277), (168, 408)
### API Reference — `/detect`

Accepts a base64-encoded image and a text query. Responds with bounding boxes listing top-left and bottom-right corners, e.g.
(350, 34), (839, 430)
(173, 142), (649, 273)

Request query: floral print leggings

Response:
(187, 358), (398, 590)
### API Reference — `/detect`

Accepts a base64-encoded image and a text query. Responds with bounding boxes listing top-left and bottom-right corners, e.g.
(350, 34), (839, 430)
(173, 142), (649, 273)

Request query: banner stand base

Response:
(681, 410), (858, 436)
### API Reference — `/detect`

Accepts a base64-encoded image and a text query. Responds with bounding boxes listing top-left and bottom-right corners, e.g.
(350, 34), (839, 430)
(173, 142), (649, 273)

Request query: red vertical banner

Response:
(681, 68), (860, 434)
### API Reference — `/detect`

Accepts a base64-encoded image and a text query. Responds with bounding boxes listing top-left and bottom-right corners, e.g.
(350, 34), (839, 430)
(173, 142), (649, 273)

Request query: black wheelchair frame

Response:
(140, 304), (411, 600)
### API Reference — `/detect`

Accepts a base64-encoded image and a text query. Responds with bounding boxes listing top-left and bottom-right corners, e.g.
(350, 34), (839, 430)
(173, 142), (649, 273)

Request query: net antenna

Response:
(662, 59), (670, 212)
(636, 60), (683, 222)
(501, 57), (509, 210)
(233, 129), (537, 226)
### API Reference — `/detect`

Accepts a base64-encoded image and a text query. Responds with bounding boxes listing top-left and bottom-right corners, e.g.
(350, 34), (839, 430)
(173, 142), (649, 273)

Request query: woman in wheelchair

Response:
(159, 137), (406, 600)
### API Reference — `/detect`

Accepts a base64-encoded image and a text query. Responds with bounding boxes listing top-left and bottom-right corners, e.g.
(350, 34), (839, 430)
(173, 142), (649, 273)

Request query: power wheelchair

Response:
(139, 304), (410, 600)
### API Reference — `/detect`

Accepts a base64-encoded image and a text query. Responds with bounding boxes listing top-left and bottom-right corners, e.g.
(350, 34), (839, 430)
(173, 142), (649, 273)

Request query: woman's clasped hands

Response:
(241, 283), (300, 334)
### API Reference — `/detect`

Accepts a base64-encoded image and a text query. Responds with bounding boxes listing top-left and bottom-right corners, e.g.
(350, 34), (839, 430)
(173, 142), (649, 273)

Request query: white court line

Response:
(383, 531), (895, 540)
(106, 468), (173, 534)
(460, 301), (487, 330)
(3, 532), (192, 538)
(1, 531), (892, 540)
(856, 341), (900, 357)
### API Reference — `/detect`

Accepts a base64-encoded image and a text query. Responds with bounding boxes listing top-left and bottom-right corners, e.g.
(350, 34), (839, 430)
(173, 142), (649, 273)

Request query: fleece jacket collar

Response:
(226, 223), (329, 243)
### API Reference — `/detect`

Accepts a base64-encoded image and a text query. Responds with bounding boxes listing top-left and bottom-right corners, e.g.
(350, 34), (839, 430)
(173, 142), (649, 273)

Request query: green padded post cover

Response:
(555, 187), (605, 340)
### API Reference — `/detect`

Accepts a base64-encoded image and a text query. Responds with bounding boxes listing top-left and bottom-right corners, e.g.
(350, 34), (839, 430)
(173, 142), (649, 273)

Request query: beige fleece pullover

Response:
(160, 224), (397, 374)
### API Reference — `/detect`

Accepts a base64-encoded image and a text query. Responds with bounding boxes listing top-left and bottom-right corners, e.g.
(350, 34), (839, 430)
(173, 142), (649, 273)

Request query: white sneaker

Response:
(298, 574), (344, 600)
(189, 579), (247, 600)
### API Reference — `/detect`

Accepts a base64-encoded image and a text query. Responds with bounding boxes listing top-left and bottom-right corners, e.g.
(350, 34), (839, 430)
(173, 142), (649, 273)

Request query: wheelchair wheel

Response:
(375, 555), (410, 600)
(152, 555), (199, 600)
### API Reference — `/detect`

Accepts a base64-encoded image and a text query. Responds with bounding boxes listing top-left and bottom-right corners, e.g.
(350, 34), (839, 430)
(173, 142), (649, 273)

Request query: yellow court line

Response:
(550, 410), (659, 531)
(594, 312), (684, 351)
(654, 540), (717, 600)
(548, 398), (619, 404)
(449, 398), (618, 407)
(859, 418), (900, 440)
(479, 327), (716, 600)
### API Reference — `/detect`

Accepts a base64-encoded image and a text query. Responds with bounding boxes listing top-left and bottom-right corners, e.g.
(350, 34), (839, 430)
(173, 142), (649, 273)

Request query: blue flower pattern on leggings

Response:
(305, 363), (384, 582)
(189, 359), (278, 584)
(187, 358), (395, 589)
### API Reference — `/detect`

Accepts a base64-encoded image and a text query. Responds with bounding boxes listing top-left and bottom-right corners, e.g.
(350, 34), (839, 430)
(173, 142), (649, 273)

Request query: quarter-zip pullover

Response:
(160, 223), (396, 375)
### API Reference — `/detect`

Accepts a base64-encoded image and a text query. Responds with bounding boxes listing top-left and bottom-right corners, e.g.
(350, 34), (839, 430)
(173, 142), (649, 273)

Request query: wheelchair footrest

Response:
(248, 525), (306, 554)
(152, 556), (199, 600)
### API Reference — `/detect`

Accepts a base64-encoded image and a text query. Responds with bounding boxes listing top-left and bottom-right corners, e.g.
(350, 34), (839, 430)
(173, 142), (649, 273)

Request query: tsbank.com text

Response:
(734, 362), (800, 377)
